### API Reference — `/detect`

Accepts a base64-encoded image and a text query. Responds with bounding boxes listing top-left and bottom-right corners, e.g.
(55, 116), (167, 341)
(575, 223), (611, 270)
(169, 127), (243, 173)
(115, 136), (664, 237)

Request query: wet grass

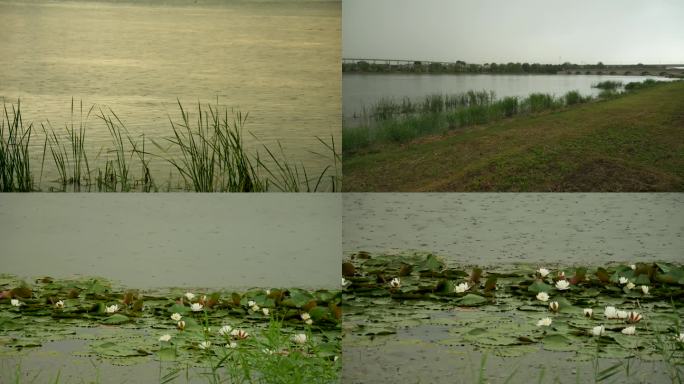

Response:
(1, 100), (340, 192)
(343, 80), (684, 191)
(592, 80), (624, 90)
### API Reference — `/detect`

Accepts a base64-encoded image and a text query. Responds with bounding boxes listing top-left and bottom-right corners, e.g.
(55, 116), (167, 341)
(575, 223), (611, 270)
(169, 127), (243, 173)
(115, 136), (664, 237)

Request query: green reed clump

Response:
(0, 101), (33, 191)
(624, 78), (661, 91)
(564, 90), (586, 105)
(522, 93), (560, 113)
(41, 99), (92, 190)
(592, 80), (623, 90)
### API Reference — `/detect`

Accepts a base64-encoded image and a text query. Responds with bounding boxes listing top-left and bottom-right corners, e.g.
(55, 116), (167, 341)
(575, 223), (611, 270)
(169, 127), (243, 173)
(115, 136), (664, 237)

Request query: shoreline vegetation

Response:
(343, 80), (684, 192)
(0, 274), (341, 383)
(0, 100), (341, 192)
(343, 59), (684, 78)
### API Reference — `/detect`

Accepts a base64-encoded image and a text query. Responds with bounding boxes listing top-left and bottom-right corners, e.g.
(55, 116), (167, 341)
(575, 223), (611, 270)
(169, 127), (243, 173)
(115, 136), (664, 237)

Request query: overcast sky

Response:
(343, 0), (684, 64)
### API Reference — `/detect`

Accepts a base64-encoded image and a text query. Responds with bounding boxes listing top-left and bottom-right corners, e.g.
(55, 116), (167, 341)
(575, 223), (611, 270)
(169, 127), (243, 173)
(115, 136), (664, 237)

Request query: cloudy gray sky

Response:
(343, 0), (684, 64)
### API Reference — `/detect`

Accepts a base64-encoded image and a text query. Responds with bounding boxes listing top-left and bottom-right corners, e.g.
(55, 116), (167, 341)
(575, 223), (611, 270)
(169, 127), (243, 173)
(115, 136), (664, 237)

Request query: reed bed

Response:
(0, 100), (340, 192)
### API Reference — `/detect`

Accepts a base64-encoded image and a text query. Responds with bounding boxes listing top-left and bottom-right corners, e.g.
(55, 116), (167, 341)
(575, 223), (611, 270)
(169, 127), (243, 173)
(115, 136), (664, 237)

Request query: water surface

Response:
(343, 73), (670, 121)
(343, 193), (683, 265)
(0, 194), (341, 289)
(0, 0), (341, 186)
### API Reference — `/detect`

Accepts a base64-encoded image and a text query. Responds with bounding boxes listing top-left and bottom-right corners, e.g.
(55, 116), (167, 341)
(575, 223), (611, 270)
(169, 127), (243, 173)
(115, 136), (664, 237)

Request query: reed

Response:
(592, 80), (623, 90)
(0, 101), (33, 191)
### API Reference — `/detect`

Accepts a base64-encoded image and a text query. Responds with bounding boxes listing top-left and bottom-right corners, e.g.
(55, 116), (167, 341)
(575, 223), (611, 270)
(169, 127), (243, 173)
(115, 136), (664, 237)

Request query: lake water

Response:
(343, 193), (684, 265)
(0, 0), (341, 188)
(342, 73), (670, 122)
(0, 194), (341, 290)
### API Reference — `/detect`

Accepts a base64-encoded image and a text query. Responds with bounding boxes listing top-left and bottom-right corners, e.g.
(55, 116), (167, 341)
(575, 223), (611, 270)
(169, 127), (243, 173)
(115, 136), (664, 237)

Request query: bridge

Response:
(342, 58), (468, 66)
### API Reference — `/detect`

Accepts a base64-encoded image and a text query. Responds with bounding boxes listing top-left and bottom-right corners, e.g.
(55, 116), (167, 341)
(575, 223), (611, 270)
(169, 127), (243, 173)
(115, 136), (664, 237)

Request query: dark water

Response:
(343, 193), (684, 265)
(0, 0), (341, 185)
(343, 73), (671, 121)
(0, 194), (341, 289)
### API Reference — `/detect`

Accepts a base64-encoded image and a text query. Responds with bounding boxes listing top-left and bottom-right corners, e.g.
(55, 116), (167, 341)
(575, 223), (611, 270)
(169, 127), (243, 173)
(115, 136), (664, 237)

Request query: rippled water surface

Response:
(0, 0), (341, 186)
(343, 193), (684, 265)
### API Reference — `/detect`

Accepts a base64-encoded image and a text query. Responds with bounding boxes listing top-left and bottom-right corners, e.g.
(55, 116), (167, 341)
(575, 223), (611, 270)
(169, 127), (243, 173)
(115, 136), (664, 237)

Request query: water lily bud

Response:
(301, 312), (311, 321)
(10, 299), (21, 307)
(641, 285), (649, 295)
(218, 325), (233, 336)
(618, 277), (628, 285)
(341, 278), (349, 287)
(583, 308), (593, 318)
(230, 329), (249, 340)
(177, 320), (186, 330)
(226, 342), (238, 349)
(591, 325), (605, 336)
(305, 319), (313, 325)
(184, 292), (195, 301)
(159, 334), (172, 342)
(55, 300), (64, 309)
(262, 308), (269, 316)
(171, 313), (182, 321)
(677, 333), (684, 343)
(555, 280), (570, 290)
(629, 264), (636, 270)
(198, 341), (211, 350)
(291, 333), (307, 345)
(105, 304), (119, 313)
(247, 300), (256, 307)
(625, 282), (635, 290)
(536, 292), (549, 302)
(190, 303), (203, 312)
(389, 277), (401, 289)
(627, 311), (642, 324)
(537, 268), (550, 278)
(548, 301), (559, 312)
(621, 326), (636, 335)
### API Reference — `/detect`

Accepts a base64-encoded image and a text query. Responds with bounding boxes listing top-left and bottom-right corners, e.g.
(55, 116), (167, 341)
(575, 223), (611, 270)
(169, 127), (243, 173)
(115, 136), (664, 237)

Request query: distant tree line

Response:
(342, 61), (612, 74)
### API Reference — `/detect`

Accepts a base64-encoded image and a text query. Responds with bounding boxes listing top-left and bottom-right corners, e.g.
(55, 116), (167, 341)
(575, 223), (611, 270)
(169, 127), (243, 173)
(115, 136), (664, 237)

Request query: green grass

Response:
(343, 81), (684, 191)
(0, 101), (33, 191)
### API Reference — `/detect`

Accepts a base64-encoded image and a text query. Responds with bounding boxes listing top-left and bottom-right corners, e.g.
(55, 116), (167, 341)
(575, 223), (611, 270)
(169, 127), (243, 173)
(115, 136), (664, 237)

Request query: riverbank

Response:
(343, 81), (684, 192)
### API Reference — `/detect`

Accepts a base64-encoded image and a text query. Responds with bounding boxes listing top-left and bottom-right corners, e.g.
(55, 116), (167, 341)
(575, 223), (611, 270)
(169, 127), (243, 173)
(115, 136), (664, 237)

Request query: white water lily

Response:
(605, 306), (618, 319)
(218, 325), (233, 336)
(262, 348), (274, 355)
(548, 301), (559, 312)
(159, 334), (172, 342)
(625, 282), (635, 290)
(305, 319), (313, 325)
(389, 277), (401, 288)
(641, 285), (649, 295)
(677, 333), (684, 342)
(583, 308), (593, 318)
(247, 300), (256, 307)
(171, 313), (182, 321)
(537, 317), (553, 327)
(455, 282), (470, 293)
(538, 268), (550, 277)
(301, 312), (311, 321)
(10, 299), (21, 307)
(536, 292), (549, 302)
(251, 305), (260, 312)
(341, 278), (349, 287)
(291, 333), (307, 345)
(618, 277), (629, 285)
(555, 280), (570, 290)
(616, 310), (628, 319)
(177, 320), (186, 330)
(55, 300), (64, 309)
(105, 304), (119, 313)
(184, 292), (195, 301)
(621, 326), (636, 335)
(230, 329), (249, 340)
(262, 308), (269, 316)
(226, 342), (238, 349)
(190, 303), (203, 312)
(591, 325), (605, 336)
(630, 264), (636, 270)
(198, 341), (211, 350)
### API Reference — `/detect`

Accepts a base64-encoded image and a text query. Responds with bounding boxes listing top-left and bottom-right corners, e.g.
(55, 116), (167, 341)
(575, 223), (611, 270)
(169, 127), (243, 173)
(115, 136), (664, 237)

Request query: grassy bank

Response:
(0, 100), (341, 192)
(343, 81), (684, 191)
